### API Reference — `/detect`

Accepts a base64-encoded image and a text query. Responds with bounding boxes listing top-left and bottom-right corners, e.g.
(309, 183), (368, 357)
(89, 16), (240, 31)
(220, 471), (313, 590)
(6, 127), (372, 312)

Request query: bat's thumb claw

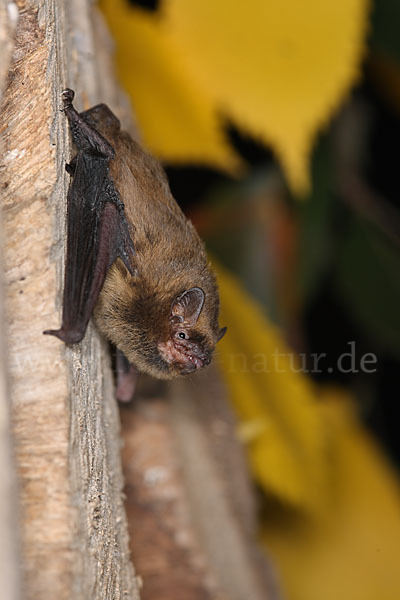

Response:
(43, 327), (83, 344)
(61, 88), (75, 107)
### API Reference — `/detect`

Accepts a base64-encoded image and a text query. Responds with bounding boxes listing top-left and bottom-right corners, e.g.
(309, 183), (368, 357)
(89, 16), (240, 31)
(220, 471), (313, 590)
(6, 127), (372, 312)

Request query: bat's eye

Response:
(178, 332), (188, 340)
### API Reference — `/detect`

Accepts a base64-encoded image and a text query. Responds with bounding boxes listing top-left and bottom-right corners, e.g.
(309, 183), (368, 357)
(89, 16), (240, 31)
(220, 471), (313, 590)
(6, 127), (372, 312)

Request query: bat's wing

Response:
(44, 89), (135, 344)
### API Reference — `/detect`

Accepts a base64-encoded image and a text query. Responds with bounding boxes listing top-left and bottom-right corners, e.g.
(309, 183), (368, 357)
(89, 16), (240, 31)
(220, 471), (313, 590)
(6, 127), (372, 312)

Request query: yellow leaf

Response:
(214, 262), (327, 508)
(99, 1), (241, 172)
(101, 0), (368, 192)
(164, 0), (369, 193)
(262, 390), (400, 600)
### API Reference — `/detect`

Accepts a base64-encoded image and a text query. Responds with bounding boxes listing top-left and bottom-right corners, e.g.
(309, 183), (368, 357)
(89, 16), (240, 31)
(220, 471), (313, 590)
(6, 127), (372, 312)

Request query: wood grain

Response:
(0, 2), (139, 598)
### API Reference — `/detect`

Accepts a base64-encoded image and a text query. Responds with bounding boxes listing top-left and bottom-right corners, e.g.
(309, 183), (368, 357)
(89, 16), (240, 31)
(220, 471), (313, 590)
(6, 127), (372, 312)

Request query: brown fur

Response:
(90, 108), (221, 379)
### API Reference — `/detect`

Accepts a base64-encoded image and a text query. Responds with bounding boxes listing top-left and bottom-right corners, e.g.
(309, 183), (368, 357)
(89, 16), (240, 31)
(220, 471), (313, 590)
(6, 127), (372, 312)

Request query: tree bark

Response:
(0, 2), (139, 599)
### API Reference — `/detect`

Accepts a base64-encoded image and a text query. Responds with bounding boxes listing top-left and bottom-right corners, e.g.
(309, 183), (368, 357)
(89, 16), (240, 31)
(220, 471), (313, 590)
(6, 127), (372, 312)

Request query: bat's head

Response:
(94, 267), (226, 380)
(157, 287), (226, 377)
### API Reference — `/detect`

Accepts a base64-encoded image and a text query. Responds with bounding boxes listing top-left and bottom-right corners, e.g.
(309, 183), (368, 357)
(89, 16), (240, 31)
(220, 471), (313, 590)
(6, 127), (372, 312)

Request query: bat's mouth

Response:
(179, 352), (211, 374)
(176, 355), (210, 376)
(187, 354), (205, 370)
(158, 339), (211, 374)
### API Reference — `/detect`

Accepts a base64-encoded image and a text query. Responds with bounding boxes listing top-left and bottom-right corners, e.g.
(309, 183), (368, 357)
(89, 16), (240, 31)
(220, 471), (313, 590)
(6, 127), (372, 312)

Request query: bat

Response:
(44, 89), (226, 395)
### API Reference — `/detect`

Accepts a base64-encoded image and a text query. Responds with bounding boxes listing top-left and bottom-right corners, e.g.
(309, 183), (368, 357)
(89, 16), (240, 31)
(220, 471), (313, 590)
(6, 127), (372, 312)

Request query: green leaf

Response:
(296, 137), (335, 305)
(370, 0), (400, 63)
(334, 218), (400, 357)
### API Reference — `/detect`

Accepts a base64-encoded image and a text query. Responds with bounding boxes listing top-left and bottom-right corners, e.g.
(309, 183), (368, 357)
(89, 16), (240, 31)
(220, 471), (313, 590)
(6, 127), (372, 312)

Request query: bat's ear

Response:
(171, 287), (205, 326)
(217, 326), (227, 341)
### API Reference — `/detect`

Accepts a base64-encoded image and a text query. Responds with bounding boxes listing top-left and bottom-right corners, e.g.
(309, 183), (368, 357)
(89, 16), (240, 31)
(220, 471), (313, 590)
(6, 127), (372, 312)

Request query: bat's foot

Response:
(43, 327), (83, 344)
(116, 350), (138, 402)
(116, 366), (138, 402)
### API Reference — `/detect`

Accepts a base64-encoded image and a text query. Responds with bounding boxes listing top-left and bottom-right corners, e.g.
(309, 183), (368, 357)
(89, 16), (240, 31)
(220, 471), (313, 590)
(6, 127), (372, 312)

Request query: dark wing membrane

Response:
(45, 154), (106, 342)
(44, 90), (135, 344)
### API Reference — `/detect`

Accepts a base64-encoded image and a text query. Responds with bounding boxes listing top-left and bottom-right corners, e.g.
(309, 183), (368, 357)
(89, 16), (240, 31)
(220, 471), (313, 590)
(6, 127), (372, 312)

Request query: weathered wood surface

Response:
(122, 369), (281, 600)
(0, 3), (20, 599)
(0, 1), (139, 599)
